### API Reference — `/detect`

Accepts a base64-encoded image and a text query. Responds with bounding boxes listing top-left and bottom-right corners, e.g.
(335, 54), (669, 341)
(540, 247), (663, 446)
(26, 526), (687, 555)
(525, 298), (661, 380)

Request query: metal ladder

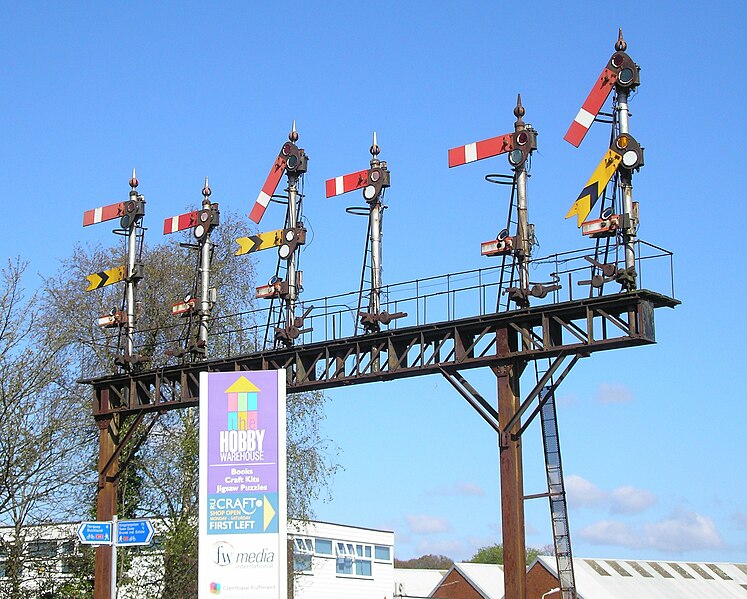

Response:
(538, 376), (577, 598)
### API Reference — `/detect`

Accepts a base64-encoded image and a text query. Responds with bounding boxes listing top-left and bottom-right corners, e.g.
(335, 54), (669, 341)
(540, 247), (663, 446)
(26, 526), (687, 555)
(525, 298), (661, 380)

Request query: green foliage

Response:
(394, 554), (454, 570)
(467, 543), (546, 565)
(32, 210), (337, 595)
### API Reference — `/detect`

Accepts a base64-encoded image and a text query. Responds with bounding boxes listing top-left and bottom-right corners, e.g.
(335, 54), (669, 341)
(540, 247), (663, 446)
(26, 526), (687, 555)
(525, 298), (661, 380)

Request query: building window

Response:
(294, 538), (314, 554)
(375, 545), (391, 561)
(355, 544), (372, 577)
(294, 554), (312, 573)
(293, 538), (313, 573)
(336, 542), (355, 575)
(314, 538), (333, 555)
(335, 542), (373, 577)
(28, 541), (57, 559)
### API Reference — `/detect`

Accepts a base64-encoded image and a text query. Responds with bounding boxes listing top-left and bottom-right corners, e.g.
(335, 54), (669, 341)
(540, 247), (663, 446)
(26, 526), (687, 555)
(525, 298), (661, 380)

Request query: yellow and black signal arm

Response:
(85, 265), (127, 292)
(566, 133), (643, 227)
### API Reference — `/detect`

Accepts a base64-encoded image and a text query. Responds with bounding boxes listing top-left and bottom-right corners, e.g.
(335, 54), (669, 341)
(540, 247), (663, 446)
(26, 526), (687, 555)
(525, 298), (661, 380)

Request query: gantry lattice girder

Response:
(85, 289), (677, 419)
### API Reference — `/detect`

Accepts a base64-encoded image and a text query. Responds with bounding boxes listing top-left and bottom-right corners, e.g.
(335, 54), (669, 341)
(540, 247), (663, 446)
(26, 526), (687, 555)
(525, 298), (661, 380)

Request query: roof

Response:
(394, 568), (447, 597)
(534, 555), (747, 598)
(224, 375), (260, 393)
(433, 562), (505, 598)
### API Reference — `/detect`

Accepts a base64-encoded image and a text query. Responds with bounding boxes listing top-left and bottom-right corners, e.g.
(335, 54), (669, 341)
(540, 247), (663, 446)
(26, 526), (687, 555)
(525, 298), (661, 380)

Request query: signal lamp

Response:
(618, 67), (634, 86)
(508, 148), (524, 166)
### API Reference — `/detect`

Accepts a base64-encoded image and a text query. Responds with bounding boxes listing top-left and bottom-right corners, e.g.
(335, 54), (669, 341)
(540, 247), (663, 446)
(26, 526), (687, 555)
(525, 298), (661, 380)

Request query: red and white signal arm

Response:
(97, 311), (127, 328)
(481, 237), (514, 257)
(172, 298), (196, 316)
(256, 283), (282, 300)
(83, 201), (125, 226)
(582, 214), (621, 238)
(325, 169), (369, 198)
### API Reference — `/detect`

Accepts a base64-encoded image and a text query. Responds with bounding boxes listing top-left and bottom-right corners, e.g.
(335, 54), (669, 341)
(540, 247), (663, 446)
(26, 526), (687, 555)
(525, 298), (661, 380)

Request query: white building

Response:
(290, 520), (395, 599)
(0, 519), (395, 599)
(393, 568), (447, 598)
(528, 555), (747, 599)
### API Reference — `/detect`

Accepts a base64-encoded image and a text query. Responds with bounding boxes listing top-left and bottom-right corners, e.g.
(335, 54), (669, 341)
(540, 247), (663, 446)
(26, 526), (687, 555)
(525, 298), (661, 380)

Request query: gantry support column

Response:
(94, 416), (118, 599)
(495, 328), (526, 599)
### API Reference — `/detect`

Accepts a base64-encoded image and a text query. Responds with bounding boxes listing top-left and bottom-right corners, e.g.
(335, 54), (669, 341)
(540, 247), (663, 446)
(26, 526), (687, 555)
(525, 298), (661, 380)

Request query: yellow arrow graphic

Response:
(85, 265), (126, 292)
(566, 148), (622, 227)
(235, 229), (285, 256)
(263, 495), (276, 531)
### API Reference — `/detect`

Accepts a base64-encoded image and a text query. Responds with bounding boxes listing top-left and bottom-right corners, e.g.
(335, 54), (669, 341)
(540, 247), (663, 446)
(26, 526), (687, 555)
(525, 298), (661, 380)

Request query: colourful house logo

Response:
(225, 376), (260, 431)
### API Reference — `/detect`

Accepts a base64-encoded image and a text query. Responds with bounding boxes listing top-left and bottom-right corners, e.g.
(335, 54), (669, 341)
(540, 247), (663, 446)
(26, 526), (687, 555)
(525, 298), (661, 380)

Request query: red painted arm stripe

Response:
(249, 154), (287, 224)
(261, 155), (286, 197)
(325, 178), (337, 198)
(564, 121), (587, 147)
(448, 146), (466, 168)
(476, 134), (513, 160)
(343, 170), (367, 193)
(249, 200), (267, 224)
(83, 202), (124, 226)
(581, 67), (617, 117)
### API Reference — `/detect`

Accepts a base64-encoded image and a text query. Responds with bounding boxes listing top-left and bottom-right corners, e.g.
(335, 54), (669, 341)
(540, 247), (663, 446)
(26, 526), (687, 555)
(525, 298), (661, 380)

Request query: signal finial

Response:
(203, 176), (211, 198)
(615, 28), (627, 52)
(514, 94), (525, 127)
(370, 131), (380, 157)
(130, 168), (138, 190)
(289, 120), (299, 143)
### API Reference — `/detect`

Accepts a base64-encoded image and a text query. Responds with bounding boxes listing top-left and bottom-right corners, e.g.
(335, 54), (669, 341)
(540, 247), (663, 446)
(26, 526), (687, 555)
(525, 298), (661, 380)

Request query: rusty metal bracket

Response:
(440, 367), (501, 435)
(97, 410), (161, 487)
(515, 354), (581, 439)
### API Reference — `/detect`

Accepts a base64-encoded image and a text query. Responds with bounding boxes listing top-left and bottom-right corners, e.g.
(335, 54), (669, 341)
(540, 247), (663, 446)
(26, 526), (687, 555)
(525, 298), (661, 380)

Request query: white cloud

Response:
(642, 511), (723, 553)
(610, 486), (657, 515)
(577, 510), (724, 553)
(406, 514), (452, 535)
(429, 481), (485, 497)
(595, 382), (634, 404)
(567, 475), (656, 515)
(566, 474), (606, 509)
(578, 520), (639, 547)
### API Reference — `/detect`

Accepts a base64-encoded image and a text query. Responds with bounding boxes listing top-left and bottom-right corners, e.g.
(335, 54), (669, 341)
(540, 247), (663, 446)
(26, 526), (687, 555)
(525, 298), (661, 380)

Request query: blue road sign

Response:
(77, 521), (113, 545)
(117, 519), (154, 546)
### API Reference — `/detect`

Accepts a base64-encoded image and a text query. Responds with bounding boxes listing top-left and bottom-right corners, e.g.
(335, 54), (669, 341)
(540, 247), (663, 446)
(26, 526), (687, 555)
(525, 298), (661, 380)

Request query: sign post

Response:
(78, 516), (155, 599)
(198, 371), (287, 599)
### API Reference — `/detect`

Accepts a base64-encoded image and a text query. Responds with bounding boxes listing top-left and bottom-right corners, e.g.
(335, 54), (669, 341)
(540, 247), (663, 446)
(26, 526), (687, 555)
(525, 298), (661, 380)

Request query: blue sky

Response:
(2, 1), (746, 563)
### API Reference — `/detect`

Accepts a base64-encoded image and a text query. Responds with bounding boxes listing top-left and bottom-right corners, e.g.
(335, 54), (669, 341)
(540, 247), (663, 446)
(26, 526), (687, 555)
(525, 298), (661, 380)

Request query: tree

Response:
(0, 259), (92, 599)
(38, 209), (337, 597)
(468, 543), (546, 566)
(394, 554), (454, 569)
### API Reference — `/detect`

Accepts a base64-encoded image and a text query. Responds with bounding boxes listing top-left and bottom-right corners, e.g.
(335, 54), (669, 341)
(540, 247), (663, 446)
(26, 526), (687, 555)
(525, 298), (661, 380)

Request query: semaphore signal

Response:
(162, 177), (220, 359)
(565, 29), (642, 291)
(82, 169), (147, 369)
(325, 132), (405, 333)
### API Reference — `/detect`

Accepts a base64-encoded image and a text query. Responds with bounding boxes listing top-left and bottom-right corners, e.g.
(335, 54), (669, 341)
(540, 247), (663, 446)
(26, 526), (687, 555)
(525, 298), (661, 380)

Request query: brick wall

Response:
(526, 561), (561, 599)
(430, 568), (484, 599)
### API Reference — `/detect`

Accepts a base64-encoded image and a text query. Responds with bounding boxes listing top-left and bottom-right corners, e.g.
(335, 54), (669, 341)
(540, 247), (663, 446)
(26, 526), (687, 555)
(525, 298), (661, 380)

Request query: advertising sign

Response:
(198, 371), (287, 599)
